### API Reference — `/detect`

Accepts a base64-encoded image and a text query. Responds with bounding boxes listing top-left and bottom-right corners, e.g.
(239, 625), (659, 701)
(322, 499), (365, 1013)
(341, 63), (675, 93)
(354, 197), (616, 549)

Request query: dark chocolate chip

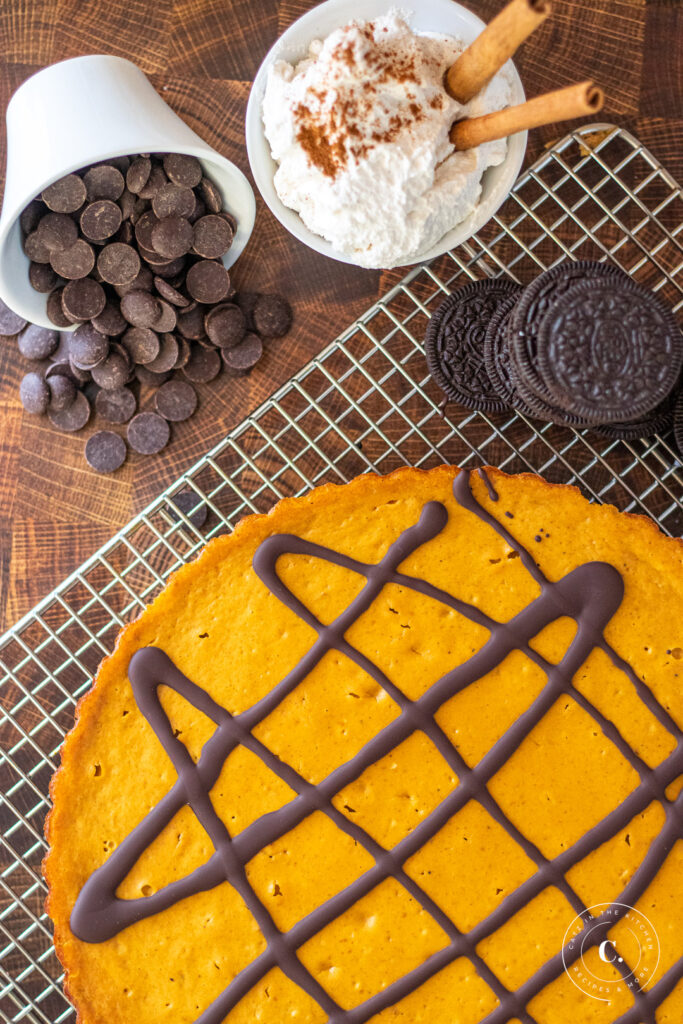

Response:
(42, 173), (87, 213)
(252, 294), (292, 338)
(0, 297), (28, 335)
(138, 164), (168, 200)
(47, 373), (77, 411)
(50, 238), (95, 280)
(205, 303), (245, 348)
(29, 261), (62, 293)
(134, 210), (160, 252)
(424, 278), (523, 412)
(120, 290), (161, 328)
(187, 197), (206, 224)
(80, 199), (123, 241)
(91, 351), (130, 390)
(126, 157), (152, 195)
(154, 276), (190, 307)
(24, 230), (52, 263)
(114, 220), (134, 245)
(163, 153), (202, 188)
(173, 335), (191, 369)
(118, 188), (137, 221)
(37, 211), (78, 251)
(83, 165), (125, 202)
(95, 385), (137, 424)
(20, 372), (50, 414)
(151, 299), (177, 334)
(85, 430), (127, 473)
(177, 304), (207, 340)
(122, 326), (160, 364)
(127, 411), (170, 454)
(151, 216), (193, 259)
(18, 324), (59, 360)
(71, 324), (109, 369)
(235, 290), (259, 330)
(91, 301), (128, 337)
(47, 288), (74, 328)
(48, 389), (91, 431)
(155, 379), (197, 421)
(221, 332), (263, 373)
(114, 265), (153, 296)
(192, 214), (233, 259)
(182, 345), (221, 383)
(168, 488), (208, 528)
(62, 278), (107, 321)
(151, 256), (186, 279)
(185, 260), (230, 304)
(152, 183), (196, 219)
(20, 199), (45, 235)
(145, 332), (178, 373)
(199, 176), (222, 213)
(135, 364), (173, 387)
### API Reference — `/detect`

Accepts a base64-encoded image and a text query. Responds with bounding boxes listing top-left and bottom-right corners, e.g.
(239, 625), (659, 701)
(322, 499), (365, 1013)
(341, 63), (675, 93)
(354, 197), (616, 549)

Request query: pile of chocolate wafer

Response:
(425, 260), (683, 443)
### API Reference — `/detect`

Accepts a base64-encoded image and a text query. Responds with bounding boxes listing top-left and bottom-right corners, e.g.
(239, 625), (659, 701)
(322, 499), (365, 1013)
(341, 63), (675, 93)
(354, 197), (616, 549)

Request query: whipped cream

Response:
(262, 10), (514, 269)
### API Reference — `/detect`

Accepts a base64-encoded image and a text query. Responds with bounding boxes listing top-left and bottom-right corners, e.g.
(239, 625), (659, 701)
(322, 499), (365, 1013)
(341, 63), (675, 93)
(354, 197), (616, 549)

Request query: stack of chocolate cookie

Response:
(2, 153), (293, 472)
(425, 261), (683, 441)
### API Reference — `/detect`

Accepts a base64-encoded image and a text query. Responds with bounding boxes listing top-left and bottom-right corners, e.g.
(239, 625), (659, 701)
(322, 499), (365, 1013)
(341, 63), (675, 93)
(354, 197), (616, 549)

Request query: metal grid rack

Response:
(1, 123), (682, 1024)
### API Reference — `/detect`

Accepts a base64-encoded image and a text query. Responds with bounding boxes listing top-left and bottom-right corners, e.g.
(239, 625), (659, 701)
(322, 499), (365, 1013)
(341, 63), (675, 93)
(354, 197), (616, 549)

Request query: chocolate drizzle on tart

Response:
(69, 469), (683, 1024)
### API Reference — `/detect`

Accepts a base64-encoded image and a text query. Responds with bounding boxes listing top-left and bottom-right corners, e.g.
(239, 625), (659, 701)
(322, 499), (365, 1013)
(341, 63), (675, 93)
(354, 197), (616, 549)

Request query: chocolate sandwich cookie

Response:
(482, 295), (536, 417)
(674, 389), (683, 456)
(591, 387), (678, 441)
(424, 279), (522, 412)
(509, 260), (628, 412)
(536, 278), (683, 425)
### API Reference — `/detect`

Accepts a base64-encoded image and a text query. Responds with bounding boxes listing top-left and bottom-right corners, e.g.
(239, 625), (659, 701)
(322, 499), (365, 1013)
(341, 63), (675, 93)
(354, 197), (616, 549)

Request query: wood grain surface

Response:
(0, 0), (681, 630)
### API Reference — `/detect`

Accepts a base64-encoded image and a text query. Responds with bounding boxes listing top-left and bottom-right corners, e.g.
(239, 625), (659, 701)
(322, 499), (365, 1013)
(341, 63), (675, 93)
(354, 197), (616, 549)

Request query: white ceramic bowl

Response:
(245, 0), (527, 269)
(0, 56), (256, 330)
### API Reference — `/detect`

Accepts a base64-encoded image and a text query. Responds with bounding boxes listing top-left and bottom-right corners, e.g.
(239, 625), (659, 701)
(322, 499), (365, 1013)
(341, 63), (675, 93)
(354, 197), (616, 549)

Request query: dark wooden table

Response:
(0, 0), (680, 630)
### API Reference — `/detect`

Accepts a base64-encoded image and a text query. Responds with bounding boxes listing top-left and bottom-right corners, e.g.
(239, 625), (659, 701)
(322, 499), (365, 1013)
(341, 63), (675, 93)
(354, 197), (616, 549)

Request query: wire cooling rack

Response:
(1, 122), (682, 1024)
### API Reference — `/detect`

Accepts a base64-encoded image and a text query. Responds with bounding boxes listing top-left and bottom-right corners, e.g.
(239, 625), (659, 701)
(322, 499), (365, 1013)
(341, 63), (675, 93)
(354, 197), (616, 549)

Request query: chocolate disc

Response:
(205, 303), (246, 348)
(120, 290), (161, 328)
(177, 304), (207, 340)
(37, 212), (78, 252)
(235, 291), (258, 329)
(24, 230), (52, 263)
(221, 332), (263, 373)
(185, 260), (230, 304)
(163, 153), (202, 188)
(126, 157), (152, 195)
(50, 239), (95, 280)
(46, 287), (74, 328)
(48, 389), (91, 431)
(152, 183), (196, 220)
(91, 351), (130, 390)
(127, 411), (170, 454)
(80, 199), (123, 241)
(91, 301), (128, 337)
(138, 164), (168, 200)
(0, 297), (27, 336)
(97, 242), (141, 287)
(536, 278), (683, 424)
(199, 176), (222, 214)
(135, 365), (173, 387)
(182, 345), (221, 383)
(20, 199), (45, 235)
(47, 373), (77, 411)
(145, 332), (178, 373)
(83, 165), (125, 202)
(20, 372), (50, 414)
(252, 294), (292, 338)
(71, 324), (110, 369)
(151, 256), (186, 280)
(85, 430), (127, 473)
(134, 210), (161, 252)
(154, 276), (190, 307)
(155, 379), (197, 421)
(118, 188), (137, 221)
(114, 265), (153, 296)
(18, 324), (59, 361)
(122, 326), (160, 365)
(42, 173), (86, 213)
(168, 488), (208, 528)
(151, 216), (193, 259)
(150, 300), (177, 334)
(29, 261), (62, 293)
(192, 214), (233, 259)
(424, 279), (522, 412)
(62, 278), (107, 321)
(173, 335), (191, 369)
(95, 385), (137, 424)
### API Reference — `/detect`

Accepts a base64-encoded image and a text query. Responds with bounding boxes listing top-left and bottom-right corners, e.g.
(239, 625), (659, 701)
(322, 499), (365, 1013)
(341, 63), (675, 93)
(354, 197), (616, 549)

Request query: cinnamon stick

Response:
(450, 81), (605, 150)
(446, 0), (551, 104)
